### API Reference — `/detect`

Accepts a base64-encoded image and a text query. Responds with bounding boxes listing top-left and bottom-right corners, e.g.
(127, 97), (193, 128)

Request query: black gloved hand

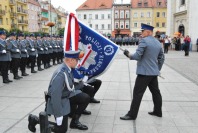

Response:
(123, 49), (130, 58)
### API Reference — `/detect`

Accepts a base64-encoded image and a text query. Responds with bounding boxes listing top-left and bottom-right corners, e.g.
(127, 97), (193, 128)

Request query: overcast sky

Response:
(51, 0), (86, 13)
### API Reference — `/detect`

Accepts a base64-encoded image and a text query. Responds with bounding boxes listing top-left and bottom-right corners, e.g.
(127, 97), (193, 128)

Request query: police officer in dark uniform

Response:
(0, 30), (12, 83)
(27, 34), (37, 73)
(9, 32), (23, 80)
(28, 50), (89, 132)
(36, 34), (44, 71)
(47, 35), (53, 67)
(42, 34), (49, 69)
(18, 33), (29, 76)
(51, 35), (58, 65)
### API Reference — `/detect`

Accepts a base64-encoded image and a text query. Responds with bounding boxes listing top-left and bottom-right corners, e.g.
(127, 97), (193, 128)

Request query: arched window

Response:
(181, 0), (185, 5)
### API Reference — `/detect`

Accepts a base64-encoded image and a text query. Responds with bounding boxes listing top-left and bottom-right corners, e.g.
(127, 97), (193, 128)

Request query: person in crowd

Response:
(120, 23), (164, 120)
(164, 36), (170, 54)
(184, 35), (191, 56)
(0, 30), (12, 83)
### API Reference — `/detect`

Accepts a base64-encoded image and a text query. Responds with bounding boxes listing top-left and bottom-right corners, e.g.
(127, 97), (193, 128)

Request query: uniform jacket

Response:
(51, 40), (58, 53)
(10, 40), (21, 58)
(0, 39), (12, 61)
(43, 40), (49, 54)
(36, 40), (44, 54)
(46, 63), (81, 117)
(47, 40), (53, 53)
(129, 36), (164, 76)
(18, 40), (28, 58)
(27, 39), (37, 56)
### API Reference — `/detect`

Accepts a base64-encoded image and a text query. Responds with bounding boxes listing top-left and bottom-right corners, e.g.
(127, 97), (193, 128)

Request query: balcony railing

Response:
(17, 0), (27, 4)
(10, 12), (17, 17)
(17, 8), (28, 14)
(11, 23), (17, 28)
(9, 0), (16, 5)
(0, 10), (6, 16)
(18, 19), (28, 24)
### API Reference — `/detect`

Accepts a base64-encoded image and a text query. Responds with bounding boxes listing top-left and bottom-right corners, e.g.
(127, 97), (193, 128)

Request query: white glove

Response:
(41, 48), (43, 51)
(58, 46), (60, 48)
(56, 116), (63, 126)
(2, 50), (6, 54)
(25, 49), (27, 53)
(16, 49), (20, 52)
(82, 76), (88, 82)
(36, 54), (38, 57)
(45, 48), (48, 50)
(49, 46), (52, 48)
(31, 48), (35, 51)
(55, 46), (57, 48)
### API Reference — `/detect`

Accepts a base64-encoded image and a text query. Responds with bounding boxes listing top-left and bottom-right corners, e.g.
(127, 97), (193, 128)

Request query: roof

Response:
(131, 0), (167, 8)
(76, 0), (113, 10)
(28, 0), (41, 7)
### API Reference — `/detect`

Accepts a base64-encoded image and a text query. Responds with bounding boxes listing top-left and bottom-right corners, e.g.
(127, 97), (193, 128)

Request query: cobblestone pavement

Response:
(1, 46), (198, 133)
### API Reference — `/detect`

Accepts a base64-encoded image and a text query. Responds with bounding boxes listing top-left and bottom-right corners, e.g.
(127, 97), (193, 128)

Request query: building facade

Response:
(0, 0), (10, 30)
(131, 0), (167, 36)
(28, 0), (41, 32)
(112, 1), (131, 37)
(76, 0), (113, 36)
(167, 0), (198, 50)
(40, 1), (49, 33)
(16, 0), (28, 31)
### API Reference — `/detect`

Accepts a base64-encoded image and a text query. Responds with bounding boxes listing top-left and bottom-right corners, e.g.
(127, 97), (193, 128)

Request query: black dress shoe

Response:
(82, 110), (91, 115)
(38, 68), (44, 71)
(31, 70), (37, 73)
(148, 112), (162, 117)
(70, 120), (88, 130)
(3, 79), (10, 84)
(22, 73), (29, 76)
(90, 98), (100, 103)
(120, 114), (135, 120)
(14, 76), (21, 80)
(7, 79), (13, 82)
(28, 114), (39, 132)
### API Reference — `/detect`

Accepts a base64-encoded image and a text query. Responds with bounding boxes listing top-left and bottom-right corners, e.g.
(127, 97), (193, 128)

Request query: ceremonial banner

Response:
(77, 21), (119, 81)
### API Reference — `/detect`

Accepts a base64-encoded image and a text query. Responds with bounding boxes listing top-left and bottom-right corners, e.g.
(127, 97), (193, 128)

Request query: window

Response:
(108, 24), (111, 29)
(162, 12), (166, 17)
(6, 18), (8, 25)
(95, 14), (98, 19)
(115, 22), (119, 29)
(84, 14), (87, 19)
(108, 14), (111, 19)
(134, 12), (138, 18)
(134, 23), (137, 27)
(120, 11), (124, 18)
(101, 14), (104, 19)
(125, 11), (129, 18)
(157, 2), (162, 6)
(102, 24), (104, 29)
(78, 14), (81, 19)
(156, 22), (159, 27)
(138, 2), (142, 7)
(162, 22), (166, 27)
(144, 2), (148, 7)
(120, 22), (124, 29)
(0, 18), (3, 25)
(181, 0), (185, 5)
(89, 24), (92, 28)
(5, 6), (7, 11)
(147, 12), (151, 17)
(141, 12), (144, 18)
(89, 14), (92, 19)
(115, 11), (119, 18)
(125, 22), (129, 29)
(157, 12), (160, 17)
(95, 24), (98, 30)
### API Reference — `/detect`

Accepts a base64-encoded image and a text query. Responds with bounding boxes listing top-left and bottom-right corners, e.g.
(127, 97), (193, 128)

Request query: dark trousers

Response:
(52, 52), (57, 64)
(20, 57), (27, 72)
(49, 115), (68, 133)
(128, 75), (162, 119)
(184, 44), (189, 56)
(29, 55), (36, 70)
(37, 54), (43, 68)
(164, 43), (169, 53)
(82, 85), (94, 98)
(43, 54), (48, 68)
(69, 92), (90, 115)
(88, 79), (102, 98)
(0, 61), (10, 81)
(11, 58), (20, 74)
